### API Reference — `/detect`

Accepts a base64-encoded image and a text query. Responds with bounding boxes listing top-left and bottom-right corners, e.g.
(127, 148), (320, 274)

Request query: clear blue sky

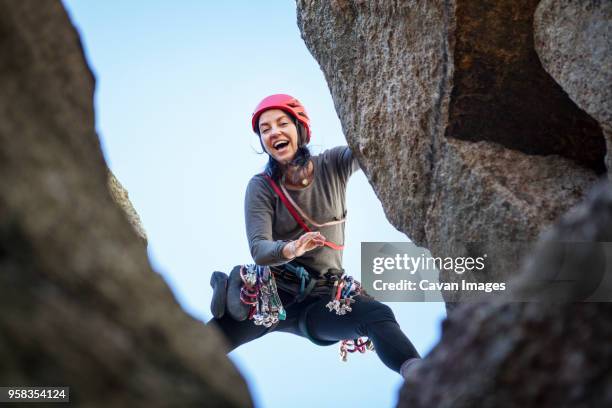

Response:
(62, 1), (446, 407)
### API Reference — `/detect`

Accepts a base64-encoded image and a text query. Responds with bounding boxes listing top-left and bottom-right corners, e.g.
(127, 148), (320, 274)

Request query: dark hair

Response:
(256, 114), (311, 182)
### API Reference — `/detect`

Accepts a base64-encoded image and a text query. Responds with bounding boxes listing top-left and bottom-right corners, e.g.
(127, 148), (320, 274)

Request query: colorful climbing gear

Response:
(326, 274), (362, 315)
(239, 264), (286, 327)
(339, 338), (375, 362)
(238, 262), (375, 361)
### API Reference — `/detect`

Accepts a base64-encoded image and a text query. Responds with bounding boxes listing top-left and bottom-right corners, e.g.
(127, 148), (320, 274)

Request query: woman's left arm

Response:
(332, 145), (361, 184)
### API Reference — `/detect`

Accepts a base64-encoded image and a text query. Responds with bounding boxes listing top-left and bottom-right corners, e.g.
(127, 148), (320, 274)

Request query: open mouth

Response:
(273, 140), (290, 151)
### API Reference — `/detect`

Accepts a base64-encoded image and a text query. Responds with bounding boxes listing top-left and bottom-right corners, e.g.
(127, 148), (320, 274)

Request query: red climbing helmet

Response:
(251, 94), (311, 143)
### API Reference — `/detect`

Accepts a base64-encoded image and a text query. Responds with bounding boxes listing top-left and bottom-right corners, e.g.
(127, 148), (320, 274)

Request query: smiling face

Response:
(258, 109), (299, 164)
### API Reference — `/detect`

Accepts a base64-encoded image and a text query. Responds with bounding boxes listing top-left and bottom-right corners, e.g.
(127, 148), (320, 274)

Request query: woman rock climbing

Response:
(207, 94), (420, 378)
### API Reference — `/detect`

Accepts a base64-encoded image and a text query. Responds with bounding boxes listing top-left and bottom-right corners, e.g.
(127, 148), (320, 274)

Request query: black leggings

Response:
(207, 289), (420, 373)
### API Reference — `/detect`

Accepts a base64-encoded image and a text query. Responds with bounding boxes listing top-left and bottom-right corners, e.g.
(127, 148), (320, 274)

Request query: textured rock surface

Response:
(296, 1), (612, 406)
(428, 138), (597, 300)
(0, 1), (250, 407)
(534, 0), (612, 178)
(296, 0), (604, 297)
(108, 171), (148, 243)
(399, 181), (612, 408)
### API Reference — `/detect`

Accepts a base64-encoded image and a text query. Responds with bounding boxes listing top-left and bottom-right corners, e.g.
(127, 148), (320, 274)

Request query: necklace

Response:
(285, 161), (313, 188)
(285, 175), (309, 187)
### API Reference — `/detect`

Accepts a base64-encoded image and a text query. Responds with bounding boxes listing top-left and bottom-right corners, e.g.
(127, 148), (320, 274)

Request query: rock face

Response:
(108, 171), (148, 243)
(428, 138), (596, 301)
(296, 1), (612, 406)
(534, 0), (612, 178)
(0, 1), (250, 407)
(296, 0), (604, 298)
(399, 181), (612, 408)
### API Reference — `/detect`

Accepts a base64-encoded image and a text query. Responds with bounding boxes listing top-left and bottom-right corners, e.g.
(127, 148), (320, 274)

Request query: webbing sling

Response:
(279, 181), (345, 228)
(283, 262), (318, 303)
(261, 173), (344, 250)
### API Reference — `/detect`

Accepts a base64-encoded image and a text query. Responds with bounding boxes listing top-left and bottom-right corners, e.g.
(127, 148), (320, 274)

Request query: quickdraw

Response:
(239, 264), (286, 327)
(326, 274), (360, 315)
(325, 273), (375, 361)
(339, 338), (375, 362)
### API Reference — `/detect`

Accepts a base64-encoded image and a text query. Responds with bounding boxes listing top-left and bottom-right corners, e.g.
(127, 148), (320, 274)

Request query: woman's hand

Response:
(283, 231), (326, 259)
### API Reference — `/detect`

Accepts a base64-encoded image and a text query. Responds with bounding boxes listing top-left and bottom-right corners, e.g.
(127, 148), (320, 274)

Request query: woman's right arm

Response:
(245, 176), (288, 266)
(245, 176), (325, 265)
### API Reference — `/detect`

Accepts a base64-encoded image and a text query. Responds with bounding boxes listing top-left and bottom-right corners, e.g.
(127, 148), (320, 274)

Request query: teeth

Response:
(274, 141), (289, 149)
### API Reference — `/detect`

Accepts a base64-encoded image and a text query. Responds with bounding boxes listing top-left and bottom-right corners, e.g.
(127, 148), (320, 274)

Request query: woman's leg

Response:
(207, 313), (272, 352)
(206, 287), (299, 352)
(303, 295), (420, 372)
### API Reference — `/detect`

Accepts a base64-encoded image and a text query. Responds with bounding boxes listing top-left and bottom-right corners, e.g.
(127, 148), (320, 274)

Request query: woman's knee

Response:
(206, 318), (235, 350)
(206, 316), (263, 352)
(357, 297), (397, 323)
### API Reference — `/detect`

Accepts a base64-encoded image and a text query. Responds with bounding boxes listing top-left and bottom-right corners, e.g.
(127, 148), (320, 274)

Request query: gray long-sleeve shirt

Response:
(244, 146), (360, 277)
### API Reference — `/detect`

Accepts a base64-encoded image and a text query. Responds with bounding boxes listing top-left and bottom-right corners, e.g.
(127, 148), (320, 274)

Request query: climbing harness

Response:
(237, 261), (375, 361)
